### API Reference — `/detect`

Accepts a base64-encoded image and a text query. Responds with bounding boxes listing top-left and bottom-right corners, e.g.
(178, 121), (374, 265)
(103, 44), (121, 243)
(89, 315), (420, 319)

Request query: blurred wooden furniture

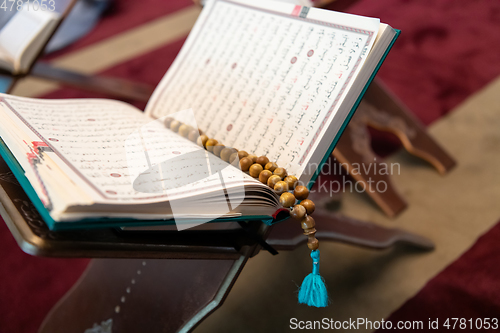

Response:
(332, 79), (456, 217)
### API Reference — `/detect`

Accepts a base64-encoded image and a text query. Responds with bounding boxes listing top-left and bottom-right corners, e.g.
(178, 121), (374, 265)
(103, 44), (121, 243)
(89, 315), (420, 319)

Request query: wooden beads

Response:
(301, 216), (319, 250)
(205, 139), (218, 152)
(178, 124), (191, 137)
(229, 152), (238, 164)
(267, 175), (281, 188)
(301, 215), (315, 229)
(163, 119), (320, 253)
(299, 199), (315, 215)
(294, 185), (309, 200)
(273, 167), (287, 179)
(247, 154), (257, 163)
(220, 148), (236, 162)
(249, 163), (263, 177)
(259, 170), (273, 184)
(164, 117), (174, 128)
(237, 151), (248, 159)
(188, 129), (200, 142)
(284, 175), (298, 190)
(256, 156), (269, 167)
(274, 181), (289, 194)
(213, 143), (225, 157)
(280, 192), (296, 208)
(197, 134), (208, 147)
(307, 236), (319, 251)
(170, 120), (181, 132)
(301, 217), (316, 236)
(290, 205), (306, 220)
(239, 157), (253, 171)
(265, 162), (278, 172)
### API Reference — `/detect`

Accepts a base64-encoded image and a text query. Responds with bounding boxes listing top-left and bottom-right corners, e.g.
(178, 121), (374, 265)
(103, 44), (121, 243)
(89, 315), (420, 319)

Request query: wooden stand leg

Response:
(39, 256), (249, 333)
(362, 79), (456, 175)
(333, 79), (456, 217)
(333, 118), (408, 217)
(30, 62), (155, 102)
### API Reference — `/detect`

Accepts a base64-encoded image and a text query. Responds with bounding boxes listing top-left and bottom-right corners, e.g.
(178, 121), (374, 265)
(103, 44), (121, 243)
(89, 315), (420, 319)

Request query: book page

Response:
(0, 95), (257, 207)
(146, 0), (379, 178)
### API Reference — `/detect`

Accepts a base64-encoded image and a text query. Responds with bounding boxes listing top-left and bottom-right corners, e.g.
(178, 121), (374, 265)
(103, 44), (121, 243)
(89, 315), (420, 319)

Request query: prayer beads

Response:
(163, 117), (319, 251)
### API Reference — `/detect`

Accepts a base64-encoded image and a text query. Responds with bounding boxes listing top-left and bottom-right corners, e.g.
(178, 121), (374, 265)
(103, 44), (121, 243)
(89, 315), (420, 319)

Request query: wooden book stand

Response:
(332, 79), (456, 217)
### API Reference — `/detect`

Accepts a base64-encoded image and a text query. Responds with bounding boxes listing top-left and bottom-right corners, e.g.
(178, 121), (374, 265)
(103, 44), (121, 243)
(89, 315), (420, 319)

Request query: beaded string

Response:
(163, 117), (319, 251)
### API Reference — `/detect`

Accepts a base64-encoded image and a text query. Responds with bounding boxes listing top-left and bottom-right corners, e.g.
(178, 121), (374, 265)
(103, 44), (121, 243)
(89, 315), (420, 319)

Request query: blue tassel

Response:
(298, 250), (329, 307)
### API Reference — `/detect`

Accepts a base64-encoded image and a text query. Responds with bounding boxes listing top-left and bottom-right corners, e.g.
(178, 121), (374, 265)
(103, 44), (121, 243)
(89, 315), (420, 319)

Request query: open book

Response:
(0, 5), (60, 74)
(0, 0), (399, 231)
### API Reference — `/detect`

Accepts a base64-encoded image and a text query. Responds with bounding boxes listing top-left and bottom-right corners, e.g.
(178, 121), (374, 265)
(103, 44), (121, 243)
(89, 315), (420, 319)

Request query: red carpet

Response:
(377, 221), (500, 332)
(346, 0), (500, 125)
(0, 228), (89, 333)
(1, 0), (500, 332)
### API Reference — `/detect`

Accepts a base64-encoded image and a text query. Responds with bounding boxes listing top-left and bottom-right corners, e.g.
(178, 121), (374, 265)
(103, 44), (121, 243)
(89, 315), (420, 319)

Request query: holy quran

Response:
(0, 0), (398, 231)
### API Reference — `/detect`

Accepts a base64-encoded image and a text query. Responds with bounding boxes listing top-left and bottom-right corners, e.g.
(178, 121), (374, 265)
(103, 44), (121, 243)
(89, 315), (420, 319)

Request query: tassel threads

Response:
(298, 250), (329, 308)
(297, 216), (328, 307)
